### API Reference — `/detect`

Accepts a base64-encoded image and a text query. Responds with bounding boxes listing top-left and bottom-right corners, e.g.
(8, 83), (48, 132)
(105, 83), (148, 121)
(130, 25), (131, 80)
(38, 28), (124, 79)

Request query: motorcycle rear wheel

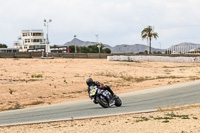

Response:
(97, 96), (109, 108)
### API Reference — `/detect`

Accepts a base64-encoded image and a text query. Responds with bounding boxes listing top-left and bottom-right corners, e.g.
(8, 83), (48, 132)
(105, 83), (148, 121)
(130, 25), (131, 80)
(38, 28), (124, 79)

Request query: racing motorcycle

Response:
(89, 86), (122, 108)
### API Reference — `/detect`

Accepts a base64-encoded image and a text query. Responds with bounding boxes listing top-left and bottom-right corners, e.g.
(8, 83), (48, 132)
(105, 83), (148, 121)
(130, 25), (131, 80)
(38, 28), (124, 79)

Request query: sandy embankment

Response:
(1, 58), (200, 111)
(0, 58), (200, 132)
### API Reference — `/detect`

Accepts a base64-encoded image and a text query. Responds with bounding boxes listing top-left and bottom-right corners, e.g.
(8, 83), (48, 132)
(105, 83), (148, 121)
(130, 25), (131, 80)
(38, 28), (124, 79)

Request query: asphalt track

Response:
(0, 80), (200, 126)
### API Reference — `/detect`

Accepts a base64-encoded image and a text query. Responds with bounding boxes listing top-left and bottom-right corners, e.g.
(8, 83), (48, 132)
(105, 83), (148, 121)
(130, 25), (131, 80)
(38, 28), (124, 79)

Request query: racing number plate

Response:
(90, 88), (96, 95)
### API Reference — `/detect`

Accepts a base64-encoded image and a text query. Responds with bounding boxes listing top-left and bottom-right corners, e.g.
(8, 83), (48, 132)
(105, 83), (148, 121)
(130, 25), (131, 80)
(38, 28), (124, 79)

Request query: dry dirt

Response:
(1, 58), (200, 111)
(0, 58), (200, 132)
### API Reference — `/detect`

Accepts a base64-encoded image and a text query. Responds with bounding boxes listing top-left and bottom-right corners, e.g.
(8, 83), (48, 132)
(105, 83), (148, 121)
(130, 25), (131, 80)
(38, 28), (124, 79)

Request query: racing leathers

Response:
(87, 81), (114, 104)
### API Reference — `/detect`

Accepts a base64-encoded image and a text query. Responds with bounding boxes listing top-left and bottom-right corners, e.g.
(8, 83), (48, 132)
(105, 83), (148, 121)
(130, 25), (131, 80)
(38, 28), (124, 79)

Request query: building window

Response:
(33, 39), (40, 42)
(23, 33), (27, 36)
(33, 39), (43, 42)
(25, 39), (30, 43)
(33, 33), (43, 36)
(29, 45), (34, 49)
(23, 33), (31, 36)
(29, 45), (46, 49)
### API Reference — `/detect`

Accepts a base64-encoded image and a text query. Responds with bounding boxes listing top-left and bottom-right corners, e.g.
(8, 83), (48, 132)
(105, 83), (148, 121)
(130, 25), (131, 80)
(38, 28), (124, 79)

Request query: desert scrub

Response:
(31, 74), (43, 78)
(164, 69), (173, 73)
(71, 91), (83, 94)
(189, 76), (200, 80)
(28, 101), (44, 106)
(74, 74), (84, 77)
(163, 66), (194, 68)
(120, 75), (134, 81)
(8, 102), (21, 110)
(9, 89), (15, 94)
(95, 72), (118, 78)
(134, 77), (151, 82)
(23, 72), (29, 76)
(136, 117), (149, 122)
(166, 112), (190, 119)
(133, 111), (194, 123)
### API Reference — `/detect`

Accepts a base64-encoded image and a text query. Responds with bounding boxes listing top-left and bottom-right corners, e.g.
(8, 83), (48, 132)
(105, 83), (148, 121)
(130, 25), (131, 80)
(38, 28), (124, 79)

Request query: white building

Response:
(14, 30), (46, 52)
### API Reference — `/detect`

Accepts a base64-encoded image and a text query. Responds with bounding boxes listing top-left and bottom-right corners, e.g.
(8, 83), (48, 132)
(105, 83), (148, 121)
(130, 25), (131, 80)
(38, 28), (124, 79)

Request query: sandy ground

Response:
(1, 58), (200, 111)
(0, 58), (200, 132)
(0, 105), (200, 133)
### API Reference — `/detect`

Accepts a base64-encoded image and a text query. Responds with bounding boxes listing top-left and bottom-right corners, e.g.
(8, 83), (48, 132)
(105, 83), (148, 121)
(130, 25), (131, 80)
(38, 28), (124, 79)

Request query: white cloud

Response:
(0, 0), (200, 48)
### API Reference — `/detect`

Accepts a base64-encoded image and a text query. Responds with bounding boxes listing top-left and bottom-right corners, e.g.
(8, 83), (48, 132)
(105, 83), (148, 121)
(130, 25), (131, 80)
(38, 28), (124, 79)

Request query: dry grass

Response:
(158, 104), (200, 112)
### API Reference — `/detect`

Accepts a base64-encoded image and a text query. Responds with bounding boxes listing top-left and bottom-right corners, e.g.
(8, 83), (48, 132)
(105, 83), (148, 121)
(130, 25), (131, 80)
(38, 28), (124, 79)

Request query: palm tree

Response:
(141, 26), (158, 54)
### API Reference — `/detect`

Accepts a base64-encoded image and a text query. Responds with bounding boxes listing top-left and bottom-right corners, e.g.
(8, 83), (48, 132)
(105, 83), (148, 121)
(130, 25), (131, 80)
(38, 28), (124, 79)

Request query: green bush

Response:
(9, 89), (13, 94)
(31, 74), (43, 78)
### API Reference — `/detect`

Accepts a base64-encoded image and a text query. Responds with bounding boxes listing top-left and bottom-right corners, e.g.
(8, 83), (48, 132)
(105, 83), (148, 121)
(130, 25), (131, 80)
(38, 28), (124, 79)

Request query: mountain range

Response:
(168, 42), (200, 52)
(63, 38), (111, 48)
(63, 38), (200, 53)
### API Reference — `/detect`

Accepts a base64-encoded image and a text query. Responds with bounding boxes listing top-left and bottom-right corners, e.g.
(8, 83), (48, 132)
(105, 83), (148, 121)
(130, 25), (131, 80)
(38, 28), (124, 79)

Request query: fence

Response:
(46, 53), (114, 58)
(0, 52), (199, 59)
(0, 52), (41, 58)
(0, 52), (125, 59)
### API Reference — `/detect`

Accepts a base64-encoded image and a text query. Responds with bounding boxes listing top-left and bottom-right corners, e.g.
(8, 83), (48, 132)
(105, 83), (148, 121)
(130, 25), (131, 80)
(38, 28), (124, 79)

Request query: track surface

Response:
(0, 80), (200, 126)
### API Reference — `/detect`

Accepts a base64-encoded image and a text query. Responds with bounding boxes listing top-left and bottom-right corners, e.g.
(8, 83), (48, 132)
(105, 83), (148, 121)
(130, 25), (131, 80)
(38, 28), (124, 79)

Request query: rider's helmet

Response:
(86, 78), (93, 86)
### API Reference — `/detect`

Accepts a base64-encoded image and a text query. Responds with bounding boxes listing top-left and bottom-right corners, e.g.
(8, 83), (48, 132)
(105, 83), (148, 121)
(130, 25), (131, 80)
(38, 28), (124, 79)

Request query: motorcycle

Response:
(89, 86), (122, 108)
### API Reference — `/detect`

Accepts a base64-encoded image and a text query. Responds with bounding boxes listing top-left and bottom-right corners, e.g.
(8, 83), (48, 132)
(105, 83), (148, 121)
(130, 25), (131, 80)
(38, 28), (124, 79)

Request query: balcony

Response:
(32, 33), (43, 36)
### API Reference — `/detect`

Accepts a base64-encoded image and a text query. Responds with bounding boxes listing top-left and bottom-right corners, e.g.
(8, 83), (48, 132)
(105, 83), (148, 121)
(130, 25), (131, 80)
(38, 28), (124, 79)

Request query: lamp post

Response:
(97, 44), (101, 54)
(95, 34), (99, 43)
(95, 34), (101, 53)
(74, 35), (77, 53)
(44, 19), (52, 57)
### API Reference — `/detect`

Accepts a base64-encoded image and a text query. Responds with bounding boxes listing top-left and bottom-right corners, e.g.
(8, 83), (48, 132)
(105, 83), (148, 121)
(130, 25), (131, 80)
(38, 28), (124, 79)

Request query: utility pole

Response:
(44, 19), (52, 57)
(74, 35), (77, 53)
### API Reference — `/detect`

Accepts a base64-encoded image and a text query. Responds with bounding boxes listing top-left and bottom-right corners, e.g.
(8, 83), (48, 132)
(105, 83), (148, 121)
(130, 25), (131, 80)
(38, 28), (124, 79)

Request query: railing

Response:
(0, 52), (200, 58)
(0, 53), (113, 58)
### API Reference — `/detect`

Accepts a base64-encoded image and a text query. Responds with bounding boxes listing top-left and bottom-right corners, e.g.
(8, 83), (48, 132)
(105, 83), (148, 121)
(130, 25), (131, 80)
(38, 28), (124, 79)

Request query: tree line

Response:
(67, 44), (111, 53)
(0, 43), (8, 48)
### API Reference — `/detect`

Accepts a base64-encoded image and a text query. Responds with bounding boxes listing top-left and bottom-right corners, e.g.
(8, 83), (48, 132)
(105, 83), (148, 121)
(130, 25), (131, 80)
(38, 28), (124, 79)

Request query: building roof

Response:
(21, 30), (43, 32)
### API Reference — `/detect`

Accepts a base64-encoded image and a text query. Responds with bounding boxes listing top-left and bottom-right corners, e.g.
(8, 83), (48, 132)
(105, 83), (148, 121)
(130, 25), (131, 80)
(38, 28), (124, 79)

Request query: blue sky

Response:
(0, 0), (200, 48)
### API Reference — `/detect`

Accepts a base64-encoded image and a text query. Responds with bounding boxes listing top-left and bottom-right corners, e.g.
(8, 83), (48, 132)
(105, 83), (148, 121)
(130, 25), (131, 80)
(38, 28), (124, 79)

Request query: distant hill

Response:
(64, 38), (111, 48)
(110, 44), (164, 53)
(168, 42), (200, 52)
(63, 38), (164, 53)
(63, 39), (200, 53)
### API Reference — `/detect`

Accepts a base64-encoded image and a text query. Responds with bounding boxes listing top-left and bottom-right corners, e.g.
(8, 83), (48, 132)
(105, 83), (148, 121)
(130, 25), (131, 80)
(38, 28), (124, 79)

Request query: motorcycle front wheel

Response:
(115, 97), (122, 107)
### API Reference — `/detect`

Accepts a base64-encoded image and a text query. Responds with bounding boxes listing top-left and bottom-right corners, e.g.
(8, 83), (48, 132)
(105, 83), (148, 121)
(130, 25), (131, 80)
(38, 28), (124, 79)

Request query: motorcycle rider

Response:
(86, 78), (116, 104)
